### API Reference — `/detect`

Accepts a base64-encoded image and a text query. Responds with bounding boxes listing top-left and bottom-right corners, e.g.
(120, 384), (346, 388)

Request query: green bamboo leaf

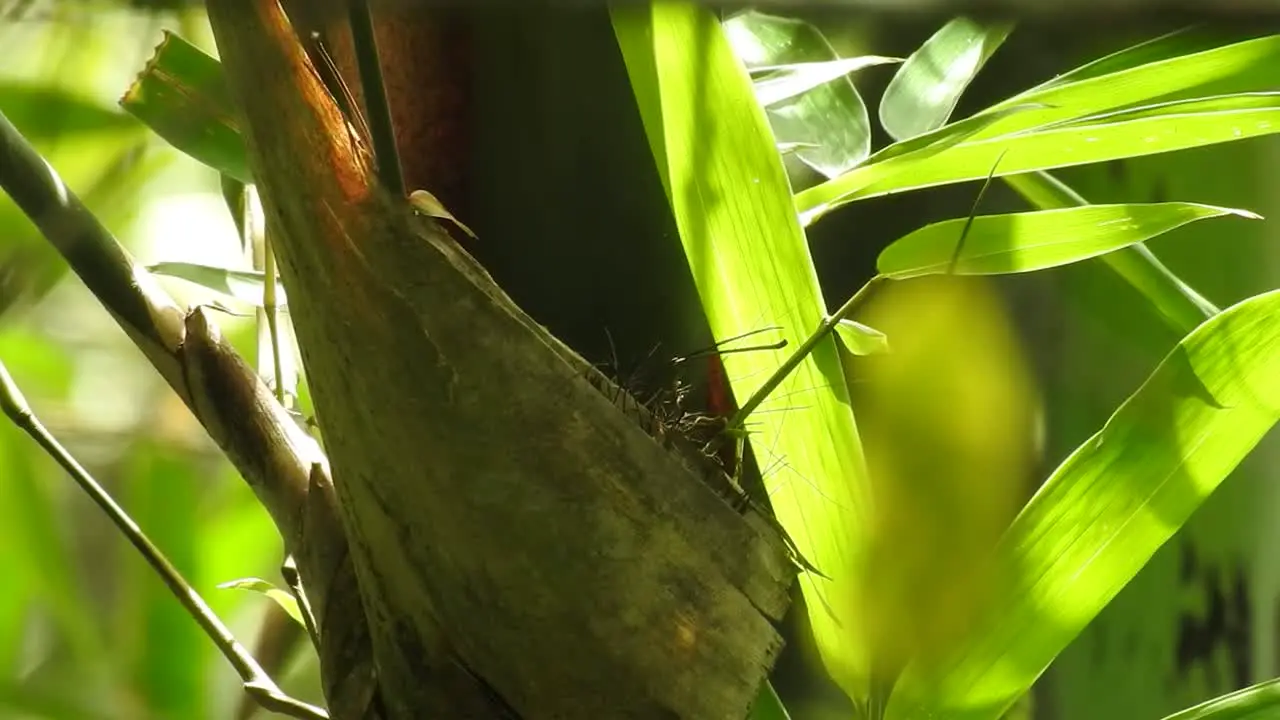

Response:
(834, 318), (889, 356)
(752, 56), (901, 107)
(1024, 27), (1228, 93)
(879, 17), (1013, 141)
(217, 577), (305, 627)
(148, 261), (288, 307)
(885, 287), (1280, 720)
(777, 141), (820, 155)
(1003, 171), (1219, 336)
(797, 92), (1280, 214)
(878, 203), (1260, 279)
(724, 10), (875, 178)
(722, 10), (819, 69)
(1160, 676), (1280, 720)
(615, 1), (872, 699)
(799, 104), (1042, 226)
(120, 31), (250, 183)
(970, 32), (1280, 140)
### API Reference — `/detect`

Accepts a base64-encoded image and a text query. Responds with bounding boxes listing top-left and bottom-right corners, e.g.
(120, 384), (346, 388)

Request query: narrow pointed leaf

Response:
(798, 92), (1280, 214)
(1002, 171), (1219, 335)
(615, 1), (872, 699)
(1160, 676), (1280, 720)
(148, 261), (288, 306)
(803, 102), (1044, 225)
(878, 203), (1260, 279)
(879, 17), (1013, 141)
(1024, 26), (1229, 93)
(970, 32), (1280, 140)
(216, 577), (304, 626)
(752, 56), (901, 107)
(885, 288), (1280, 720)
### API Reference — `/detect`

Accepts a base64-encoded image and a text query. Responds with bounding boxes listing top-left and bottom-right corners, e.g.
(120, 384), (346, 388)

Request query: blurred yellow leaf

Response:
(856, 275), (1040, 676)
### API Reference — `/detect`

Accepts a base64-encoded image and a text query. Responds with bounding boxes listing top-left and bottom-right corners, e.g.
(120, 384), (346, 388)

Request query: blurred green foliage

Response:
(0, 5), (318, 719)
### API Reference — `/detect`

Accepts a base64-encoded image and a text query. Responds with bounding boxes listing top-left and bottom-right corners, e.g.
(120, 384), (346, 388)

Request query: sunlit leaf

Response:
(879, 17), (1013, 141)
(148, 261), (288, 307)
(878, 203), (1260, 279)
(752, 56), (901, 107)
(885, 288), (1280, 720)
(724, 10), (875, 177)
(798, 92), (1280, 214)
(834, 318), (889, 356)
(1003, 171), (1219, 336)
(1023, 27), (1230, 93)
(1160, 675), (1280, 720)
(217, 577), (305, 627)
(971, 32), (1280, 140)
(798, 103), (1043, 226)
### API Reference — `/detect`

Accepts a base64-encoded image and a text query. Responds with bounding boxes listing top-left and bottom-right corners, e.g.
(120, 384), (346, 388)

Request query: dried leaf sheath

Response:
(206, 2), (795, 719)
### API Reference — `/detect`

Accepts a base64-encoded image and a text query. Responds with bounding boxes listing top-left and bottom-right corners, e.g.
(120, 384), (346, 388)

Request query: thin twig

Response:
(0, 360), (328, 720)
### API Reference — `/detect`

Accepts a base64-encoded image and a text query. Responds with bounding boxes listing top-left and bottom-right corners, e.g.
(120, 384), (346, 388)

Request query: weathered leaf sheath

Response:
(205, 2), (794, 719)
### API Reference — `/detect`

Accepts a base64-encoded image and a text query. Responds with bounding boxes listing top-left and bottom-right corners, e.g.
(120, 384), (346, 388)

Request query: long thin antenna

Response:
(673, 326), (788, 365)
(307, 32), (372, 149)
(949, 148), (1010, 274)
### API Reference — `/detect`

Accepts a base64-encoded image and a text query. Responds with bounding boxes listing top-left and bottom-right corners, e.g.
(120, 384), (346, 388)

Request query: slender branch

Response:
(348, 0), (404, 195)
(0, 360), (328, 720)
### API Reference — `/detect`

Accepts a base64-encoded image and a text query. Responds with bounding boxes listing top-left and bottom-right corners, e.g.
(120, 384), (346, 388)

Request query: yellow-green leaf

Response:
(878, 202), (1261, 279)
(148, 261), (288, 307)
(834, 319), (889, 356)
(216, 577), (304, 627)
(613, 0), (872, 700)
(798, 92), (1280, 213)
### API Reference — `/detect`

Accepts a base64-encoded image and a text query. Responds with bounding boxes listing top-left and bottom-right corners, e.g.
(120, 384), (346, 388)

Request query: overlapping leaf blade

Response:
(797, 92), (1280, 213)
(973, 33), (1280, 139)
(753, 57), (901, 108)
(879, 17), (1012, 141)
(725, 10), (876, 177)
